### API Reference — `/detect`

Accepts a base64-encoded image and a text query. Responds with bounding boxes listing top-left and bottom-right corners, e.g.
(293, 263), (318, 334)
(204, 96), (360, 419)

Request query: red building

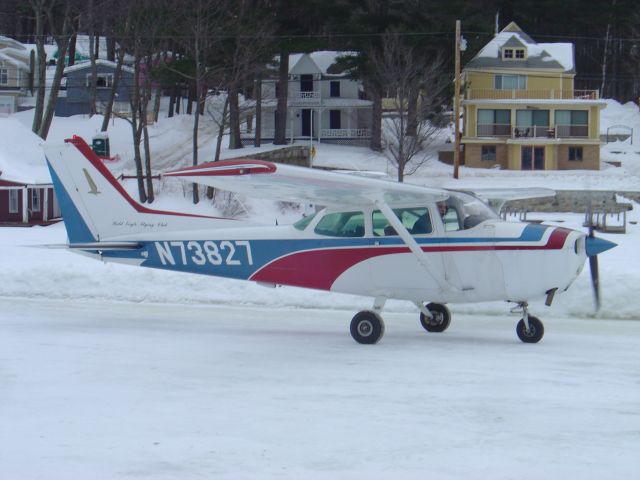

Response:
(0, 178), (59, 225)
(0, 118), (61, 225)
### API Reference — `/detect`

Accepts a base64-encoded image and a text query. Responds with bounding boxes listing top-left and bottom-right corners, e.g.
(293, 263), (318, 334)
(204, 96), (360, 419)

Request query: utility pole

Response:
(453, 19), (461, 179)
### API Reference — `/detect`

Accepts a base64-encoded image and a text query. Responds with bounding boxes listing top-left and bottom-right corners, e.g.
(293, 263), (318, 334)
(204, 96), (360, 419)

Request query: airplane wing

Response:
(463, 188), (556, 202)
(460, 188), (556, 213)
(163, 159), (448, 207)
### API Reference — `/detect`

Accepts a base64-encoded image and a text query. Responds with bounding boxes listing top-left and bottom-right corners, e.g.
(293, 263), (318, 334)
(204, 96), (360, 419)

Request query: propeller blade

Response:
(584, 227), (615, 312)
(589, 254), (601, 311)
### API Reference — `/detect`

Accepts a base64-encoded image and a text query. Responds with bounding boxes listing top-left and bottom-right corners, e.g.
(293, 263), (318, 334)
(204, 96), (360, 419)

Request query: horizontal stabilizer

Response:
(42, 242), (143, 251)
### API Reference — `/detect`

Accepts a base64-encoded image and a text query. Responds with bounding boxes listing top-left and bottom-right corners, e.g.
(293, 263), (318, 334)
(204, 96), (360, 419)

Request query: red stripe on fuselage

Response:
(250, 227), (572, 290)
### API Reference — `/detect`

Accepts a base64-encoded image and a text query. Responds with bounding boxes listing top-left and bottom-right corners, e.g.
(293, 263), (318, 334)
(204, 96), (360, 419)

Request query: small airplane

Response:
(44, 136), (616, 344)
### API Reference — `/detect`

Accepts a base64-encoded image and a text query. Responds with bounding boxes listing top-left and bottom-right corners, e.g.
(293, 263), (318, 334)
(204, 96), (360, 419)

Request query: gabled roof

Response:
(64, 59), (134, 75)
(464, 21), (575, 74)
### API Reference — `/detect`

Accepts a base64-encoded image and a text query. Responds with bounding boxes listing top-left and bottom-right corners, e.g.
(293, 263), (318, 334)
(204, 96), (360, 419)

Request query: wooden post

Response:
(453, 19), (461, 179)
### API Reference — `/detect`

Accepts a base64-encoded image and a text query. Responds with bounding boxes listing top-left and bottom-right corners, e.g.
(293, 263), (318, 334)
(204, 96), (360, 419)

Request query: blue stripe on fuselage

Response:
(104, 224), (549, 281)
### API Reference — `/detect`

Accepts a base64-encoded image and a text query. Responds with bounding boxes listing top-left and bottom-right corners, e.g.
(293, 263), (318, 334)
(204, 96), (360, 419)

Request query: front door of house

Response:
(521, 146), (545, 170)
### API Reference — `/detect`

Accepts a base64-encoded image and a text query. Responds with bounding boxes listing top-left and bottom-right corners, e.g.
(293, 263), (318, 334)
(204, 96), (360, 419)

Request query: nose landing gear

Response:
(513, 301), (545, 343)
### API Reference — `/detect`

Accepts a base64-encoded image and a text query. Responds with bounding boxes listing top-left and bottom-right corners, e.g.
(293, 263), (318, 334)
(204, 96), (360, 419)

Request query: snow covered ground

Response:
(1, 98), (640, 478)
(2, 298), (639, 480)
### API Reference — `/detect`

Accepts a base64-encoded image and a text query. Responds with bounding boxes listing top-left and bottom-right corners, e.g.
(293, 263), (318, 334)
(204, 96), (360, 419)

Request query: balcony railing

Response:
(475, 124), (590, 139)
(477, 124), (511, 136)
(466, 89), (599, 100)
(290, 91), (321, 104)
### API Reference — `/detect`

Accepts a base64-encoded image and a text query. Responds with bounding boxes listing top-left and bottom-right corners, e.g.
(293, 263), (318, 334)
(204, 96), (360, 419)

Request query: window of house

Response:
(31, 188), (41, 212)
(502, 48), (525, 60)
(87, 73), (113, 88)
(494, 74), (526, 90)
(556, 110), (589, 137)
(477, 109), (511, 136)
(516, 109), (550, 136)
(0, 67), (8, 85)
(569, 146), (583, 161)
(329, 110), (341, 129)
(300, 74), (313, 92)
(556, 110), (588, 125)
(8, 189), (19, 213)
(481, 145), (497, 161)
(330, 81), (340, 97)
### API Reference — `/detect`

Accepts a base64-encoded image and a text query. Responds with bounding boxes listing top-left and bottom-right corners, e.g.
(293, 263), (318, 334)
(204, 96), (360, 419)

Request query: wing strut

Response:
(374, 199), (455, 294)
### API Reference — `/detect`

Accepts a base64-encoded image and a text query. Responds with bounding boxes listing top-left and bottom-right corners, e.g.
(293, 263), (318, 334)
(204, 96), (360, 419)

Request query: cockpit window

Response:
(444, 191), (499, 230)
(293, 212), (317, 231)
(314, 211), (365, 237)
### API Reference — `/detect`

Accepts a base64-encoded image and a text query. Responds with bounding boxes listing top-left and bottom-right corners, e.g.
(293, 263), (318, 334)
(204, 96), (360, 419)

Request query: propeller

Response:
(584, 213), (617, 312)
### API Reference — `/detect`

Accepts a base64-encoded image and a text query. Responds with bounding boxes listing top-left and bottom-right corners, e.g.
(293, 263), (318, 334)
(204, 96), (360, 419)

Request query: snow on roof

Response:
(0, 50), (29, 71)
(0, 35), (26, 51)
(288, 51), (357, 75)
(64, 59), (134, 74)
(0, 119), (51, 185)
(22, 42), (58, 61)
(467, 22), (574, 72)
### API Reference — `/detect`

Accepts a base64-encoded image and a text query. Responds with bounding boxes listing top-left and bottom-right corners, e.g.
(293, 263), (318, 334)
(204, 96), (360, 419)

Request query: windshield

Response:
(444, 191), (499, 230)
(293, 212), (318, 231)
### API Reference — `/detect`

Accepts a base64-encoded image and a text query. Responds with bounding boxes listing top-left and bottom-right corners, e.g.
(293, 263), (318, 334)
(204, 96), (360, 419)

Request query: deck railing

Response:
(466, 89), (599, 100)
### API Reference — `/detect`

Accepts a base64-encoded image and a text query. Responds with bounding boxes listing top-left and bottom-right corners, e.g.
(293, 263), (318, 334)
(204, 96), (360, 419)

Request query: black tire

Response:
(350, 310), (385, 344)
(419, 303), (451, 333)
(516, 316), (544, 343)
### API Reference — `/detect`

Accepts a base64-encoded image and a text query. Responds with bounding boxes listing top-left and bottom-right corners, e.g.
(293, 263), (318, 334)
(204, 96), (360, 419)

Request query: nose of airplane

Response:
(585, 235), (617, 257)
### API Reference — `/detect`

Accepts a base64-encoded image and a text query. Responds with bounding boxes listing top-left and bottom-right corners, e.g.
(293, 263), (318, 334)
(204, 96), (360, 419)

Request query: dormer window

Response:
(502, 47), (526, 60)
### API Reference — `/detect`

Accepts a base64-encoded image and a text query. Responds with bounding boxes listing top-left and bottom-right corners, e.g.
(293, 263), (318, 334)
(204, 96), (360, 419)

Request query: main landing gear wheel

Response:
(350, 310), (385, 344)
(516, 315), (544, 343)
(420, 303), (451, 333)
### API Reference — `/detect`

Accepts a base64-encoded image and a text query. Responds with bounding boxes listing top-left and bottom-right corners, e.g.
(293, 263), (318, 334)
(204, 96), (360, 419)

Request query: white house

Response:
(0, 36), (31, 115)
(253, 51), (373, 145)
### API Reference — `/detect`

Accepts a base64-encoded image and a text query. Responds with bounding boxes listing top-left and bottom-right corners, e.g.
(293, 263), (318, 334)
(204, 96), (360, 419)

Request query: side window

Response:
(442, 208), (461, 231)
(372, 208), (431, 236)
(314, 211), (364, 237)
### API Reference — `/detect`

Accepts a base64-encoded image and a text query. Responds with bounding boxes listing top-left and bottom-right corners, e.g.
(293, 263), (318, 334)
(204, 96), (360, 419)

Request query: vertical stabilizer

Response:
(44, 136), (237, 243)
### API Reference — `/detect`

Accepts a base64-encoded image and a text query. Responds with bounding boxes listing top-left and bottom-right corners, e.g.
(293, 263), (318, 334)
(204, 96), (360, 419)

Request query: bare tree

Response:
(28, 0), (79, 139)
(369, 33), (447, 182)
(111, 0), (167, 203)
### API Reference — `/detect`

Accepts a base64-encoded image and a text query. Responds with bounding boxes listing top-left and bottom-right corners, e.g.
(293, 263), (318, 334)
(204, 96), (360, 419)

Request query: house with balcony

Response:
(253, 51), (373, 145)
(460, 22), (606, 170)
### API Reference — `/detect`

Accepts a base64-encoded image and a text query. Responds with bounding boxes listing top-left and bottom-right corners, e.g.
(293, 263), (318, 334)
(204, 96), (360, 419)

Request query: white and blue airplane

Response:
(45, 136), (616, 344)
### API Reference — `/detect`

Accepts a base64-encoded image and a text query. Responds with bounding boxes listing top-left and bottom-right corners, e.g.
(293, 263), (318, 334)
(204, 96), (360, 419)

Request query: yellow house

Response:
(461, 22), (606, 170)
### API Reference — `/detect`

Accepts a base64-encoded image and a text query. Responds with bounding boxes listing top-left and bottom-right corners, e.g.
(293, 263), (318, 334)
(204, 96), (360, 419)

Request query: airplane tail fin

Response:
(45, 136), (236, 243)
